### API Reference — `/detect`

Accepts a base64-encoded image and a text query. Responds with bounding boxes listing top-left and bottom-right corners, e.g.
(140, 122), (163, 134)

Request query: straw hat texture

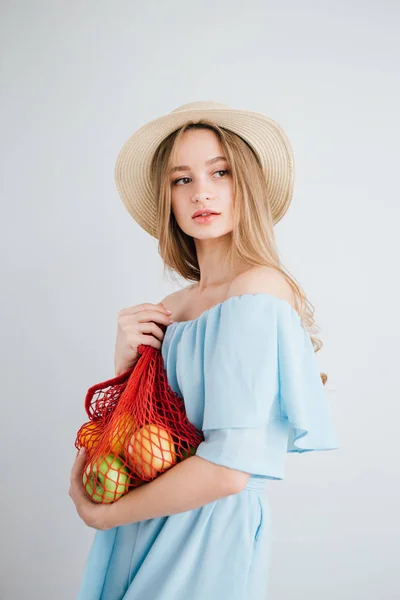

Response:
(114, 101), (295, 239)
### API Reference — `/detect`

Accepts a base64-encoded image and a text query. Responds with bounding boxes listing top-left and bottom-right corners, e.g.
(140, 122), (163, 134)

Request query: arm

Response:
(105, 455), (250, 529)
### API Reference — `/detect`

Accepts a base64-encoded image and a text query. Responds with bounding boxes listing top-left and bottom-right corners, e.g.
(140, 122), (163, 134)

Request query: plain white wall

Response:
(1, 1), (399, 599)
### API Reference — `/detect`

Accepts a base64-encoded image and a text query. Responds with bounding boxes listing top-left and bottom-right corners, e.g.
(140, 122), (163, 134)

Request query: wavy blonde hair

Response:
(150, 120), (328, 386)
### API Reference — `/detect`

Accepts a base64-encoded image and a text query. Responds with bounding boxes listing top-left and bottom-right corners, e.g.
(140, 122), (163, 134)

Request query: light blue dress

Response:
(76, 293), (339, 600)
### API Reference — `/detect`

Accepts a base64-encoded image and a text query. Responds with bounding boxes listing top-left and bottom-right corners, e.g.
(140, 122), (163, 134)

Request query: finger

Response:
(137, 321), (166, 341)
(118, 311), (173, 335)
(135, 334), (162, 351)
(71, 448), (87, 480)
(126, 309), (172, 326)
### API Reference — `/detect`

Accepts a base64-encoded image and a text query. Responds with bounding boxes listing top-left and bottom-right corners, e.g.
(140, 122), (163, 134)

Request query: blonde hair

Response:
(150, 120), (328, 386)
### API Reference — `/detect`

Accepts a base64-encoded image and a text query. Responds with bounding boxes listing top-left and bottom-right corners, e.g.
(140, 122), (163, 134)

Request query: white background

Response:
(1, 1), (399, 598)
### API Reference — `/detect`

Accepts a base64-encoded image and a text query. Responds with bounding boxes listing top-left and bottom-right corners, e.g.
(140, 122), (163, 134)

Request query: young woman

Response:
(69, 101), (339, 600)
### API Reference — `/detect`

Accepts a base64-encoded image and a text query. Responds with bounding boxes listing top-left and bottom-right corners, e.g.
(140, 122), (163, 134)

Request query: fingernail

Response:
(79, 447), (86, 455)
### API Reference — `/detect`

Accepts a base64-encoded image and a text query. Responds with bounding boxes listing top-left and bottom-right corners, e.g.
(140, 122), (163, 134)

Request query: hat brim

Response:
(114, 107), (295, 239)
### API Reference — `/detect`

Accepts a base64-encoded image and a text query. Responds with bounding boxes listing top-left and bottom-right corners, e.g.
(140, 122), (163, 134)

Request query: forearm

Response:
(105, 455), (249, 529)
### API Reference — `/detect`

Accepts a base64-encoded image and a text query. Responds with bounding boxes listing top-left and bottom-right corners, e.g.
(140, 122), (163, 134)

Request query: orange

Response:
(77, 421), (103, 452)
(127, 424), (177, 479)
(108, 412), (136, 457)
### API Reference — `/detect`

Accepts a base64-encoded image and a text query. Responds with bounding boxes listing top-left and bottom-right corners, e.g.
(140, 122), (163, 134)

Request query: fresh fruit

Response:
(126, 424), (177, 479)
(83, 453), (130, 503)
(108, 412), (136, 457)
(129, 473), (145, 488)
(180, 445), (197, 460)
(77, 421), (103, 452)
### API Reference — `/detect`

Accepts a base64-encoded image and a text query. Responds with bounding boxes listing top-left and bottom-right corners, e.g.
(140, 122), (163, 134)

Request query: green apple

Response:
(180, 445), (197, 460)
(83, 453), (130, 503)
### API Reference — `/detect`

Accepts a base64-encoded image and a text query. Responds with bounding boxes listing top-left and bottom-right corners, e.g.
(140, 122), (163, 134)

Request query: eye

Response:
(172, 169), (230, 186)
(173, 176), (191, 186)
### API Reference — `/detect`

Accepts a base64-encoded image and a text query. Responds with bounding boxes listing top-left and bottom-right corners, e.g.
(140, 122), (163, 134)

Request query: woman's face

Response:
(169, 129), (234, 239)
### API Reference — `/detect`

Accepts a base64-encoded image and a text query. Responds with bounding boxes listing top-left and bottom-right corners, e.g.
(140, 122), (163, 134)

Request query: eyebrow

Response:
(169, 156), (227, 175)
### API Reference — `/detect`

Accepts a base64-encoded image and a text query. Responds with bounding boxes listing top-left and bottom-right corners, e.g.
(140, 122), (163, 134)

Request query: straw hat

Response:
(114, 101), (295, 239)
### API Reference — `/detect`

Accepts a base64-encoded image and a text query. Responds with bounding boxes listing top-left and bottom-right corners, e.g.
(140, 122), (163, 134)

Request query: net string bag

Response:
(75, 324), (204, 503)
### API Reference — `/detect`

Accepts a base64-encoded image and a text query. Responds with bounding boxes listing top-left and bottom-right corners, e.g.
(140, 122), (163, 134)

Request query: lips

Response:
(192, 209), (221, 219)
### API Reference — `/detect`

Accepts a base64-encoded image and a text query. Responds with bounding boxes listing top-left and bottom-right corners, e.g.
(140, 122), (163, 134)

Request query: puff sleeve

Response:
(195, 294), (339, 480)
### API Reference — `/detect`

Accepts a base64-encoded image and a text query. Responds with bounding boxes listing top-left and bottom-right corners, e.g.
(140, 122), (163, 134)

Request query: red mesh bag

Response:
(75, 328), (204, 503)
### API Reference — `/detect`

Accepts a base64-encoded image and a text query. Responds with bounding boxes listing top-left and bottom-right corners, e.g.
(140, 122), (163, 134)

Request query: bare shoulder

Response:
(159, 284), (195, 314)
(226, 266), (296, 310)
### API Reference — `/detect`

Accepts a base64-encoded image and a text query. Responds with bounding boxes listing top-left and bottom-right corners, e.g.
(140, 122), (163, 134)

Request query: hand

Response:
(69, 448), (110, 531)
(114, 302), (173, 376)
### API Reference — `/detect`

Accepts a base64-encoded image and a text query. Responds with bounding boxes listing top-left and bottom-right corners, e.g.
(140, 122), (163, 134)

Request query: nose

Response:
(192, 192), (212, 203)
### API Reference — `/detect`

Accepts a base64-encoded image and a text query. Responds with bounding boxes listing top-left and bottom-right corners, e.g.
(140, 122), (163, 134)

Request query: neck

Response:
(193, 235), (249, 292)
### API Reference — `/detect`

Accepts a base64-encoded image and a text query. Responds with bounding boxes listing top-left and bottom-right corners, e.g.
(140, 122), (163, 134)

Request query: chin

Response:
(195, 230), (229, 240)
(183, 220), (233, 240)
